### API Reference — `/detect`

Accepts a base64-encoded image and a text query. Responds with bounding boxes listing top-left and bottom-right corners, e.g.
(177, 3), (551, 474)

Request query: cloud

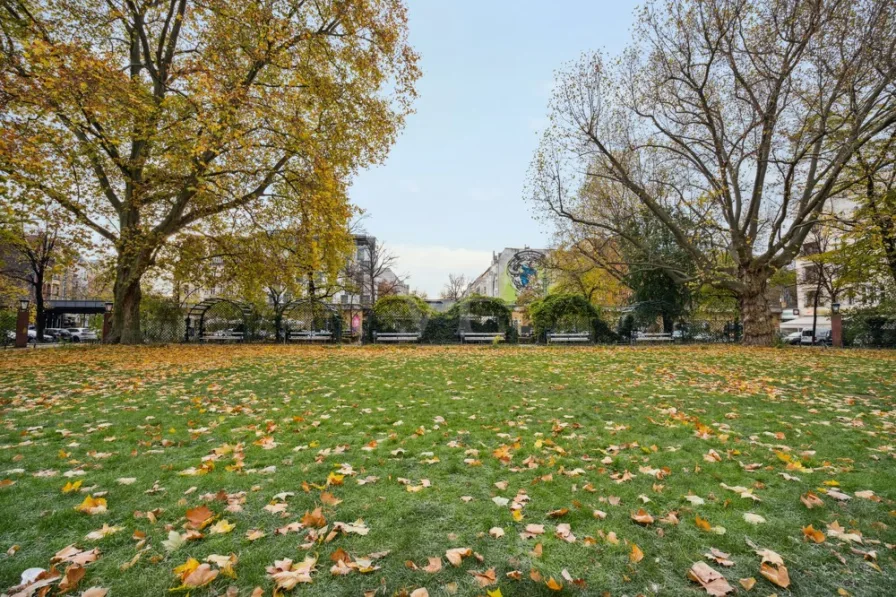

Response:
(389, 244), (493, 297)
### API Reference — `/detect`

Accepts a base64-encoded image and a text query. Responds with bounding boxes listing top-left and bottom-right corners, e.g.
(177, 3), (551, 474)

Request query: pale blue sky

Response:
(350, 0), (640, 295)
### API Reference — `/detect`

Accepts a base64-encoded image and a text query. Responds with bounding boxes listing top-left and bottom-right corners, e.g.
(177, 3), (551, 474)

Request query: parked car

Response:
(7, 325), (38, 341)
(787, 329), (831, 345)
(783, 331), (802, 345)
(45, 328), (72, 341)
(67, 327), (98, 342)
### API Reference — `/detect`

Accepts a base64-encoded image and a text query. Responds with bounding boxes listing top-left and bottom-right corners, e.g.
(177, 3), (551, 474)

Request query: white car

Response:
(785, 329), (830, 345)
(67, 327), (98, 342)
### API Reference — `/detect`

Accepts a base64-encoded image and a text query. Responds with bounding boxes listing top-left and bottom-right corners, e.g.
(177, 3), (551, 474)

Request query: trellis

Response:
(185, 298), (256, 342)
(456, 296), (511, 342)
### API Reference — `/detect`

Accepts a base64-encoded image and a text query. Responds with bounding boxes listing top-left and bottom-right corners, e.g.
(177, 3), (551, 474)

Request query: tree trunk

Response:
(109, 256), (145, 344)
(738, 268), (774, 346)
(34, 271), (45, 341)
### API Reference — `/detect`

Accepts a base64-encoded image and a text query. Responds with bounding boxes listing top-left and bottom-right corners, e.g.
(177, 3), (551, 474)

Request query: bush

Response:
(372, 295), (431, 334)
(617, 313), (635, 342)
(843, 303), (896, 348)
(421, 312), (459, 343)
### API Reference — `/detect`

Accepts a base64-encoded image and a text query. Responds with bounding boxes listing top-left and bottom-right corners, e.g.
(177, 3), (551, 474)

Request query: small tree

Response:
(440, 274), (468, 300)
(0, 202), (81, 340)
(352, 238), (406, 306)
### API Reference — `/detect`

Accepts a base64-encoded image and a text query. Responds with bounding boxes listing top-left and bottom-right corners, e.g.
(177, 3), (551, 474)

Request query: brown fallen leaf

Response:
(631, 508), (654, 525)
(183, 563), (219, 588)
(739, 577), (756, 591)
(687, 561), (734, 596)
(423, 556), (442, 573)
(58, 564), (86, 593)
(81, 588), (109, 597)
(801, 491), (824, 509)
(185, 505), (214, 528)
(469, 567), (497, 587)
(301, 507), (327, 528)
(760, 561), (790, 588)
(445, 547), (471, 567)
(803, 524), (825, 543)
(630, 544), (644, 563)
(704, 548), (734, 567)
(546, 576), (563, 591)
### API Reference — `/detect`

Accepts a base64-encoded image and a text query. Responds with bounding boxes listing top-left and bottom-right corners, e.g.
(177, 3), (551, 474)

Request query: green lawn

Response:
(0, 345), (894, 597)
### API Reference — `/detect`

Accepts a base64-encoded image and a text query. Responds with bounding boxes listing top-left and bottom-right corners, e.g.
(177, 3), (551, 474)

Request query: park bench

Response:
(202, 331), (244, 343)
(287, 330), (333, 342)
(634, 332), (673, 343)
(374, 332), (420, 343)
(547, 332), (591, 343)
(460, 331), (505, 343)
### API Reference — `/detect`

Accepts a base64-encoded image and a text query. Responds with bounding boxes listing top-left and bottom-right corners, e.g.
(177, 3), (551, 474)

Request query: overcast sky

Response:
(349, 0), (640, 296)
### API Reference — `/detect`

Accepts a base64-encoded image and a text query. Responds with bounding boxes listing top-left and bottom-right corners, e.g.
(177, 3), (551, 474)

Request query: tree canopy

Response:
(0, 0), (419, 343)
(529, 0), (896, 344)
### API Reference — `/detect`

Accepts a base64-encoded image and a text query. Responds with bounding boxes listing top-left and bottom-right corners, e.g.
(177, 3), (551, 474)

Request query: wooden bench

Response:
(634, 333), (672, 343)
(287, 330), (333, 342)
(202, 332), (244, 343)
(374, 332), (420, 343)
(547, 332), (591, 343)
(460, 331), (505, 343)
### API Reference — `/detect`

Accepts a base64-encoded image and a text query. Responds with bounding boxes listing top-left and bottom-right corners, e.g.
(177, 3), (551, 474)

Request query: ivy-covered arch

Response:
(453, 295), (512, 339)
(528, 293), (612, 342)
(371, 295), (429, 337)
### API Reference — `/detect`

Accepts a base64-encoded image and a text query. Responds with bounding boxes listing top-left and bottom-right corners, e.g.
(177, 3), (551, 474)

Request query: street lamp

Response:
(104, 302), (113, 313)
(19, 298), (29, 311)
(831, 302), (840, 314)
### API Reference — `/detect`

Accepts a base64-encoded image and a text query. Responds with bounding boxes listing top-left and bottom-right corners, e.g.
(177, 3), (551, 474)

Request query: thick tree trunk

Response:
(109, 255), (146, 344)
(738, 268), (774, 346)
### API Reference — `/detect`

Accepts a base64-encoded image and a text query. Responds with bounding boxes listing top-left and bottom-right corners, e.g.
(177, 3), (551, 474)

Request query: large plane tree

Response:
(0, 0), (419, 343)
(529, 0), (896, 344)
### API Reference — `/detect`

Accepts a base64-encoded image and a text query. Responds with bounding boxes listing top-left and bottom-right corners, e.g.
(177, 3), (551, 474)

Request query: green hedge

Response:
(843, 303), (896, 348)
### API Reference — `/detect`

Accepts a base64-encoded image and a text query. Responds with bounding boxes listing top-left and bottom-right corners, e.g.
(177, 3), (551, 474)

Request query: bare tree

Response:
(0, 208), (77, 340)
(353, 238), (405, 306)
(440, 274), (468, 300)
(529, 0), (896, 344)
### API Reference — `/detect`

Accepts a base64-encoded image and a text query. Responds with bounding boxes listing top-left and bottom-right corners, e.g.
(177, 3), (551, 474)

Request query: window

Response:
(805, 290), (817, 308)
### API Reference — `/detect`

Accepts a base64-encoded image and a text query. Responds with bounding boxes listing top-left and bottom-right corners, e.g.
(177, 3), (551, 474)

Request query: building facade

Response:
(467, 247), (549, 303)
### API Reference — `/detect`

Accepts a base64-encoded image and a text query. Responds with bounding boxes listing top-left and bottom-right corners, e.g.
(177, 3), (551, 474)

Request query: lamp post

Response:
(831, 302), (842, 348)
(15, 299), (29, 348)
(102, 302), (113, 343)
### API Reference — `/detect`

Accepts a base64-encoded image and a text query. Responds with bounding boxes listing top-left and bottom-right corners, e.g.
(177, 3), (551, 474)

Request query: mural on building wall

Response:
(501, 250), (545, 302)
